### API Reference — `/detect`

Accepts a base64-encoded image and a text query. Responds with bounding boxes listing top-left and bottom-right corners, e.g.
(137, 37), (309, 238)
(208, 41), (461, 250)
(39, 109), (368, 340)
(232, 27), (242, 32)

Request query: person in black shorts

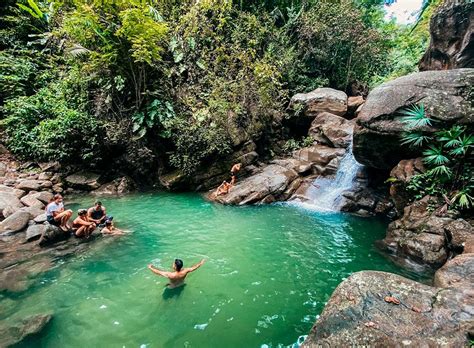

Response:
(87, 201), (113, 227)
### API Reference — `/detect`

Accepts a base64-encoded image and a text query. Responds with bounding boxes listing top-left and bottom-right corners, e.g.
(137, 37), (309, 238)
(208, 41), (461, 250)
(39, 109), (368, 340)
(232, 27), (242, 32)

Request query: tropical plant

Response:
(400, 103), (474, 211)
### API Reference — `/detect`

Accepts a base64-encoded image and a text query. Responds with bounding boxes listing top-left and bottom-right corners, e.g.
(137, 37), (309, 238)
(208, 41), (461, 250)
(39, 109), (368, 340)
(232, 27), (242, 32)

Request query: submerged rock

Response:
(0, 313), (52, 347)
(303, 271), (472, 347)
(353, 69), (474, 169)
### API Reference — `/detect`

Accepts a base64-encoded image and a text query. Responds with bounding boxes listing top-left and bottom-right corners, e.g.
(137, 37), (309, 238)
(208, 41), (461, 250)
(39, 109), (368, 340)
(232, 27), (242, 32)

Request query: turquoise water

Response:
(3, 192), (426, 347)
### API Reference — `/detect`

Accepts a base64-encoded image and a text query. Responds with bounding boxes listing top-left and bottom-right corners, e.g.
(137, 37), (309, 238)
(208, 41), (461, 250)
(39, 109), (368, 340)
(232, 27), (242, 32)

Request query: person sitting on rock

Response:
(45, 194), (73, 232)
(72, 209), (96, 238)
(101, 220), (124, 236)
(87, 201), (112, 227)
(230, 163), (242, 185)
(215, 180), (232, 196)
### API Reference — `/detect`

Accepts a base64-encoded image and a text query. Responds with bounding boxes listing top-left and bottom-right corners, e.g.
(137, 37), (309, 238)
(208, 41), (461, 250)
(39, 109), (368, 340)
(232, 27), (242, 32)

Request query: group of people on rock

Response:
(45, 194), (124, 238)
(215, 163), (242, 196)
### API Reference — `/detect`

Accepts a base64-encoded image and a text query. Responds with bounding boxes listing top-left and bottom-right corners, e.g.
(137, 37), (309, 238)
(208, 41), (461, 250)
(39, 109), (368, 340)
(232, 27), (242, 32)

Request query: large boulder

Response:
(290, 88), (348, 117)
(0, 184), (26, 198)
(419, 2), (474, 71)
(65, 171), (102, 190)
(92, 176), (135, 195)
(303, 271), (472, 347)
(434, 253), (474, 289)
(15, 180), (42, 192)
(353, 69), (474, 169)
(25, 224), (49, 242)
(0, 192), (23, 217)
(293, 145), (345, 167)
(308, 113), (354, 148)
(212, 163), (299, 205)
(0, 210), (31, 234)
(20, 194), (45, 209)
(0, 314), (52, 347)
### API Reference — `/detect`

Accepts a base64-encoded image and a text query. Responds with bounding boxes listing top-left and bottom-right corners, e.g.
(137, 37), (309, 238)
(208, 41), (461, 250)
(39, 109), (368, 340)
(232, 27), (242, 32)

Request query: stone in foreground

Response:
(0, 314), (52, 347)
(303, 271), (472, 347)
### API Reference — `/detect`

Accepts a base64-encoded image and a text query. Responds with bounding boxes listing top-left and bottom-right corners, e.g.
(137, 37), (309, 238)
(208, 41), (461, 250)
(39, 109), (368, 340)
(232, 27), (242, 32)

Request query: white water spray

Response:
(294, 143), (362, 212)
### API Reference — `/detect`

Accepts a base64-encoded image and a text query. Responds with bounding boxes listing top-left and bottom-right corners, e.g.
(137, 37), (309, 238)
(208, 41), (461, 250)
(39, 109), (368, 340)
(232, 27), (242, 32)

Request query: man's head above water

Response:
(173, 259), (184, 271)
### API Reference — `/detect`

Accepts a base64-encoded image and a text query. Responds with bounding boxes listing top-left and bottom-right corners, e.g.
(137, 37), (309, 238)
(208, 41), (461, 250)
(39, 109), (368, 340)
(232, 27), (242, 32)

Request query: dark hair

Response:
(78, 209), (87, 215)
(53, 194), (62, 201)
(95, 201), (102, 206)
(105, 220), (112, 226)
(174, 259), (183, 271)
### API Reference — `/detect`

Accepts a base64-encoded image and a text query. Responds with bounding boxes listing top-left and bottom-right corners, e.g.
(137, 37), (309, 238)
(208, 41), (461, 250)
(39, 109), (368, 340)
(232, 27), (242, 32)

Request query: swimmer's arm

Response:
(185, 259), (206, 273)
(148, 264), (171, 277)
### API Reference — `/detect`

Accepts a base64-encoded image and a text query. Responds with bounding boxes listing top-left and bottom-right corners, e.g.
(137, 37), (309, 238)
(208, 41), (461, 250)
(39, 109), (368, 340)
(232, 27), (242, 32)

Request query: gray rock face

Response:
(65, 171), (102, 190)
(290, 88), (348, 117)
(20, 194), (45, 209)
(15, 180), (42, 192)
(0, 184), (26, 198)
(434, 253), (474, 289)
(302, 271), (472, 347)
(308, 113), (353, 148)
(419, 2), (474, 71)
(93, 176), (135, 195)
(353, 69), (474, 169)
(0, 192), (23, 217)
(0, 314), (52, 347)
(0, 211), (31, 234)
(213, 163), (299, 205)
(380, 196), (474, 268)
(25, 224), (49, 242)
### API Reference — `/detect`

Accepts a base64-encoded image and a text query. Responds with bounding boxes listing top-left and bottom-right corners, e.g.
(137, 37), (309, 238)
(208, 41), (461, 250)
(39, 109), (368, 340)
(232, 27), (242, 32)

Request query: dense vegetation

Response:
(400, 104), (474, 212)
(0, 0), (437, 179)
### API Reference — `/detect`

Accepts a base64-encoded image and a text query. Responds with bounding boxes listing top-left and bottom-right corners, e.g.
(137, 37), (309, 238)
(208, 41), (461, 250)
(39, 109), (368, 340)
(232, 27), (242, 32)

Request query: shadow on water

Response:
(162, 284), (186, 300)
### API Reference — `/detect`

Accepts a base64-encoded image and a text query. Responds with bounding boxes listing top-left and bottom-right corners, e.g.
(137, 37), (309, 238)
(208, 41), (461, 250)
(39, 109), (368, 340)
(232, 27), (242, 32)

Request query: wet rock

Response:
(25, 224), (48, 242)
(0, 211), (31, 234)
(0, 313), (52, 347)
(353, 69), (474, 169)
(293, 145), (345, 167)
(38, 224), (69, 246)
(419, 2), (474, 71)
(303, 271), (472, 347)
(308, 112), (353, 148)
(212, 164), (299, 205)
(290, 88), (348, 117)
(65, 171), (102, 190)
(434, 253), (474, 289)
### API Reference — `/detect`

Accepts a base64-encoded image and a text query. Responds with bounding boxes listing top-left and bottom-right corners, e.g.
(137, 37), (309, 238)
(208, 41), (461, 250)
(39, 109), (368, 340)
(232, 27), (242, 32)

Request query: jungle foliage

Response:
(400, 104), (474, 212)
(0, 0), (436, 173)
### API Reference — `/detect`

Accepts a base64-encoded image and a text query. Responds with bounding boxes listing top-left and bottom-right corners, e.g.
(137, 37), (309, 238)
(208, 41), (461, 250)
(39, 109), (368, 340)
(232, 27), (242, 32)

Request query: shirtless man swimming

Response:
(148, 259), (205, 288)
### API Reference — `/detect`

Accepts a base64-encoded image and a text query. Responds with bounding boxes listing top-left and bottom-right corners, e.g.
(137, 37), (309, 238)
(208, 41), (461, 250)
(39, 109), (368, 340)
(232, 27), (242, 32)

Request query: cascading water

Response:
(293, 142), (362, 212)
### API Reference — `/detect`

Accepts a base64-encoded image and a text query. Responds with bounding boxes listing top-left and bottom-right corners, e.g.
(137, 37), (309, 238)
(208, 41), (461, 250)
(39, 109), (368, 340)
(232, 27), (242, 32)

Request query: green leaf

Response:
(429, 165), (452, 178)
(17, 3), (40, 18)
(400, 132), (431, 147)
(196, 59), (206, 70)
(423, 146), (449, 165)
(399, 104), (433, 129)
(27, 0), (43, 18)
(174, 51), (184, 63)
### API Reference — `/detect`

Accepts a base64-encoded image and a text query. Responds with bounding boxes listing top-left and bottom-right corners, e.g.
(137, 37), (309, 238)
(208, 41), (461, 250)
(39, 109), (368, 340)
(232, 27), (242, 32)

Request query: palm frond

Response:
(429, 165), (452, 178)
(401, 132), (431, 147)
(423, 146), (449, 165)
(399, 104), (433, 130)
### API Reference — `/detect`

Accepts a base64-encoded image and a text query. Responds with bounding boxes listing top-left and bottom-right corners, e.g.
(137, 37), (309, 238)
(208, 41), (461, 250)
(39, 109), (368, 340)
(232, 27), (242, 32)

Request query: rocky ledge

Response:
(303, 270), (473, 347)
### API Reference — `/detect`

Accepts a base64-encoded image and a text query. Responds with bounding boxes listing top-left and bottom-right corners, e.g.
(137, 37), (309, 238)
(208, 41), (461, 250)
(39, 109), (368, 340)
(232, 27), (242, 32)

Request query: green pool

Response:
(4, 192), (426, 347)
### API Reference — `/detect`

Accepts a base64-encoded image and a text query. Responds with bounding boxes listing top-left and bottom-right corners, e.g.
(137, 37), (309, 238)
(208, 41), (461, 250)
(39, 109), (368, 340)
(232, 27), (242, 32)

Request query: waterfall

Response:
(293, 142), (362, 212)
